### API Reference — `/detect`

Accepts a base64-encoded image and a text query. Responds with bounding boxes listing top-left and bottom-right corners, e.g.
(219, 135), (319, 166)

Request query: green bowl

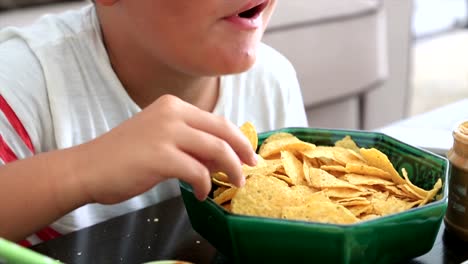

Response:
(180, 127), (449, 264)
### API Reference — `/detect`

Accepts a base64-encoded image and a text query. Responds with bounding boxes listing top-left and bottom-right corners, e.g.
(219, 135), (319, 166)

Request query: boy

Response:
(0, 0), (307, 245)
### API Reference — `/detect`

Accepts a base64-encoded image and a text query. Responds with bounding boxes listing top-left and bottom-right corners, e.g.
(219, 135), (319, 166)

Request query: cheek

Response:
(133, 15), (202, 61)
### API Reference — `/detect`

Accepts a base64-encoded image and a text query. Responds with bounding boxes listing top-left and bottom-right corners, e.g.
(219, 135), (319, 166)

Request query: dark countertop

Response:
(32, 196), (468, 264)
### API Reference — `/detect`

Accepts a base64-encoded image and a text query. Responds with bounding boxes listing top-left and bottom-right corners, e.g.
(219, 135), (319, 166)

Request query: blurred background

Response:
(0, 0), (467, 130)
(411, 0), (468, 116)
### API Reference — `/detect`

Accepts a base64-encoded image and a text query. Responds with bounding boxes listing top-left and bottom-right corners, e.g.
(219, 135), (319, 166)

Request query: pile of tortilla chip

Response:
(211, 122), (443, 225)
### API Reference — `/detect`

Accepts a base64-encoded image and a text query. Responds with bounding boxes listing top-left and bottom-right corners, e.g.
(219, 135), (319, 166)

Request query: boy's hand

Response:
(75, 95), (257, 204)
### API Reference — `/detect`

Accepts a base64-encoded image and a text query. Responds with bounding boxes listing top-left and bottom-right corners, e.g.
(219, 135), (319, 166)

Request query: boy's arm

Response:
(0, 147), (91, 242)
(0, 37), (83, 241)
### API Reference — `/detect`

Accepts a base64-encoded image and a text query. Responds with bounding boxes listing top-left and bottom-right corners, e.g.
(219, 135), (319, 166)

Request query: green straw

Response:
(0, 238), (62, 264)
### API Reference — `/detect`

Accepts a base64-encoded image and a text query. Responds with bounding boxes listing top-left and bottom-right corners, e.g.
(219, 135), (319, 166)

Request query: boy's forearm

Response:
(0, 147), (91, 242)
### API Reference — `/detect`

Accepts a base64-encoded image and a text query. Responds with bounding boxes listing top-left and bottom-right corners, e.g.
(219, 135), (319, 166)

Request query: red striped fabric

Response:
(0, 134), (17, 162)
(18, 240), (32, 247)
(36, 227), (62, 242)
(0, 95), (62, 246)
(0, 95), (34, 153)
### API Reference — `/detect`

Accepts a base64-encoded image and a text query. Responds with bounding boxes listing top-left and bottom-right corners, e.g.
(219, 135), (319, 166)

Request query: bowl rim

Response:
(181, 127), (450, 228)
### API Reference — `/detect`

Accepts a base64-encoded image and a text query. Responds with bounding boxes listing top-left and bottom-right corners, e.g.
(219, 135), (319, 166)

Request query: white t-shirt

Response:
(0, 5), (307, 242)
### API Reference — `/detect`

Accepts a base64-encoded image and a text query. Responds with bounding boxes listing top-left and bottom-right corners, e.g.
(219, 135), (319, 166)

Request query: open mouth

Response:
(237, 1), (268, 19)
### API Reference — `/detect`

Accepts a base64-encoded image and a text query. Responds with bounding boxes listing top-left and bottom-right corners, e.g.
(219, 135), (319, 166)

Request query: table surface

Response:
(32, 196), (468, 264)
(378, 98), (468, 155)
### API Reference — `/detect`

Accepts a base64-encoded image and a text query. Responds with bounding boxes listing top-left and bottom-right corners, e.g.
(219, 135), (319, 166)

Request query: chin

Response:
(222, 59), (256, 75)
(214, 50), (258, 75)
(185, 43), (260, 76)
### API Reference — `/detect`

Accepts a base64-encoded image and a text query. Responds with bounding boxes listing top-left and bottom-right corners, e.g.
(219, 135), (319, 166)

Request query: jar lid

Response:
(454, 121), (468, 144)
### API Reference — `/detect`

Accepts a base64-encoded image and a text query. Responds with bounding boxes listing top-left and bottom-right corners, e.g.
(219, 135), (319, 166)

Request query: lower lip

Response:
(223, 14), (263, 30)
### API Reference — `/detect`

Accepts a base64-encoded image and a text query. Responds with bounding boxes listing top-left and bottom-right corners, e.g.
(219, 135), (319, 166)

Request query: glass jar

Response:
(445, 121), (468, 241)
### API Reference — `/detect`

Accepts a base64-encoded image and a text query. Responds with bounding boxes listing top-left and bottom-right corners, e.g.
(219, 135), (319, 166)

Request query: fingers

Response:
(177, 125), (246, 188)
(163, 147), (211, 201)
(180, 104), (257, 167)
(142, 95), (259, 200)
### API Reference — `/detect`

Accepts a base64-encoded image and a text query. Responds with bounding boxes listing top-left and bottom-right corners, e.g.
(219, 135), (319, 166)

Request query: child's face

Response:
(115, 0), (277, 76)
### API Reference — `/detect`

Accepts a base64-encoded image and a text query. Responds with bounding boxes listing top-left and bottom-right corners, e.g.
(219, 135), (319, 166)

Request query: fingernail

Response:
(239, 176), (246, 187)
(251, 153), (258, 166)
(196, 192), (207, 201)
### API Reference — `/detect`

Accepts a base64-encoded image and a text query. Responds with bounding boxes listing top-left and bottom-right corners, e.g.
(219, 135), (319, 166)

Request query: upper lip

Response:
(227, 0), (268, 17)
